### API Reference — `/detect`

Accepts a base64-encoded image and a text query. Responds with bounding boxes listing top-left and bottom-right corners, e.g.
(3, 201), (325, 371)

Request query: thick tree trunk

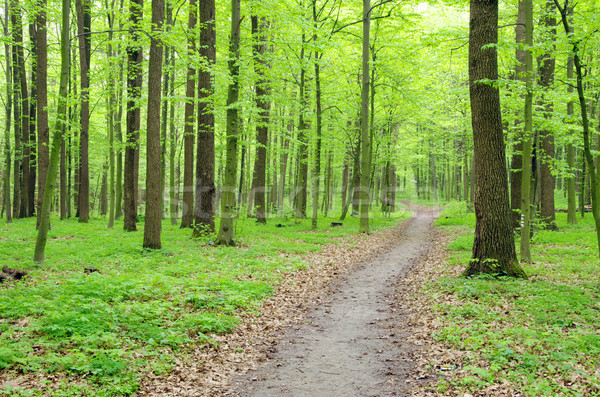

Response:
(216, 0), (241, 246)
(76, 0), (90, 223)
(123, 0), (142, 231)
(193, 0), (216, 235)
(180, 0), (196, 229)
(465, 0), (526, 278)
(142, 0), (164, 249)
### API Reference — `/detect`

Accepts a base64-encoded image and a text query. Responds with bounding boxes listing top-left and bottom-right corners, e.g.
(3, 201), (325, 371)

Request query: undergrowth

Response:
(0, 209), (408, 396)
(427, 201), (600, 396)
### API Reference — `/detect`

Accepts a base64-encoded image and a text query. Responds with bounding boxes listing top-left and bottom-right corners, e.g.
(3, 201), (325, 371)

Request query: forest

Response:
(0, 0), (599, 394)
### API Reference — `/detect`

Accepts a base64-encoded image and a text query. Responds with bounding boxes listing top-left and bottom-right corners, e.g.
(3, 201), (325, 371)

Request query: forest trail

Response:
(227, 206), (440, 396)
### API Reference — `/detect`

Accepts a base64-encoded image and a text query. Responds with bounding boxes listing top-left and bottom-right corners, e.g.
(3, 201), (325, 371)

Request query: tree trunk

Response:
(28, 22), (36, 218)
(251, 16), (270, 225)
(510, 0), (526, 228)
(555, 0), (600, 257)
(193, 0), (216, 235)
(60, 133), (66, 219)
(34, 0), (70, 264)
(180, 0), (196, 229)
(76, 0), (90, 223)
(35, 0), (49, 225)
(465, 0), (526, 278)
(216, 0), (241, 246)
(358, 0), (371, 233)
(3, 1), (12, 223)
(539, 0), (557, 230)
(123, 0), (142, 231)
(142, 0), (164, 249)
(519, 0), (533, 263)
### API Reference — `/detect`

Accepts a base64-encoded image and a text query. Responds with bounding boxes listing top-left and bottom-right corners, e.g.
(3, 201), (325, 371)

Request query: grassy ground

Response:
(0, 209), (409, 396)
(428, 202), (600, 396)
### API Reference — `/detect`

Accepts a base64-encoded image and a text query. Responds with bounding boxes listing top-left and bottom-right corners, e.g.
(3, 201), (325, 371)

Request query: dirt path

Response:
(227, 207), (439, 396)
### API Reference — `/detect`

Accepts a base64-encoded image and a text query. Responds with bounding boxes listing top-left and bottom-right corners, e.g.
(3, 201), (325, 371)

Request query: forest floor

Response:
(137, 204), (445, 396)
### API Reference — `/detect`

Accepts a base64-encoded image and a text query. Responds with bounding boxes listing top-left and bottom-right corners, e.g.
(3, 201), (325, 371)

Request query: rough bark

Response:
(142, 0), (164, 249)
(193, 0), (216, 235)
(3, 1), (12, 223)
(465, 0), (526, 278)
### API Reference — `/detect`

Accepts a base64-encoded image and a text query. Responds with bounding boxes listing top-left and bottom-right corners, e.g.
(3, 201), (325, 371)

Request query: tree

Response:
(193, 0), (216, 235)
(519, 0), (533, 263)
(464, 0), (526, 278)
(33, 0), (70, 264)
(358, 0), (371, 234)
(554, 0), (600, 257)
(2, 0), (12, 223)
(35, 0), (49, 227)
(124, 0), (142, 232)
(180, 0), (196, 229)
(538, 0), (557, 230)
(216, 0), (241, 246)
(75, 0), (90, 223)
(250, 15), (270, 225)
(142, 0), (164, 249)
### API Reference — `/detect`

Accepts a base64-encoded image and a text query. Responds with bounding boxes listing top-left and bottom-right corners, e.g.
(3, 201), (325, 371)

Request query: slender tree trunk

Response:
(76, 0), (90, 222)
(520, 0), (533, 263)
(216, 0), (241, 246)
(539, 0), (557, 230)
(358, 0), (371, 233)
(295, 34), (309, 220)
(555, 0), (600, 257)
(143, 0), (164, 249)
(60, 132), (66, 219)
(3, 1), (12, 223)
(180, 0), (196, 228)
(193, 0), (216, 235)
(168, 67), (177, 225)
(124, 0), (142, 231)
(510, 0), (526, 228)
(277, 101), (293, 217)
(35, 0), (49, 225)
(465, 0), (526, 278)
(251, 16), (270, 224)
(34, 0), (70, 264)
(160, 2), (172, 221)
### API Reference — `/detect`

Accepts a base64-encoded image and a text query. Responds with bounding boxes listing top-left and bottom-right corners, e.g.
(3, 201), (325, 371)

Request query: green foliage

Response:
(0, 211), (408, 395)
(427, 212), (600, 395)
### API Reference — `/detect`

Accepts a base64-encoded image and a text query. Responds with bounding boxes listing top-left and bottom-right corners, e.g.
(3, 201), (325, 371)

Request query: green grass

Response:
(0, 209), (408, 396)
(428, 201), (600, 395)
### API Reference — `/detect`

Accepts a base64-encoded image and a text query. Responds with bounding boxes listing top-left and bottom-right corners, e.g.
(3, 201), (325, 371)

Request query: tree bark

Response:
(358, 0), (371, 233)
(124, 0), (142, 231)
(193, 0), (216, 235)
(3, 1), (12, 223)
(216, 0), (241, 246)
(465, 0), (526, 278)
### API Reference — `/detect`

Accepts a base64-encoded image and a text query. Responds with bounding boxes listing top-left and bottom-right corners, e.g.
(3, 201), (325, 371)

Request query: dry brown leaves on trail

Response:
(138, 221), (413, 396)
